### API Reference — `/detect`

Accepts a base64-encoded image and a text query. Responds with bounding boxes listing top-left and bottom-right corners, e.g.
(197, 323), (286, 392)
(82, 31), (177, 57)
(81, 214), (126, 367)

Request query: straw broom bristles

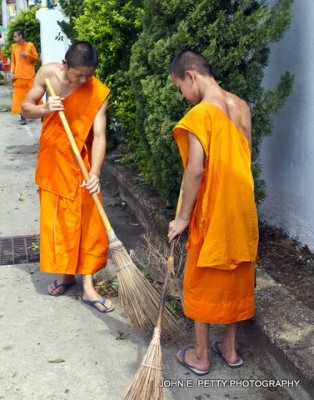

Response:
(124, 186), (183, 400)
(108, 230), (180, 339)
(44, 79), (180, 338)
(124, 327), (163, 400)
(123, 238), (178, 400)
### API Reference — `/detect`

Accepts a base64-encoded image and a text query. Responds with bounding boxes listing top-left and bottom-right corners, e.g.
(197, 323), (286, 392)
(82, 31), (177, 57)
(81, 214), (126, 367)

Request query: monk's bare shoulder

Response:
(37, 63), (63, 78)
(224, 93), (251, 148)
(33, 63), (64, 95)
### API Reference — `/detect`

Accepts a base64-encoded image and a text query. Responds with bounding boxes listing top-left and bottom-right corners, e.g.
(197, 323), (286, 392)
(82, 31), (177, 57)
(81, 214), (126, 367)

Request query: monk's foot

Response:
(48, 275), (76, 296)
(176, 346), (211, 373)
(82, 285), (113, 313)
(20, 116), (27, 125)
(214, 342), (242, 366)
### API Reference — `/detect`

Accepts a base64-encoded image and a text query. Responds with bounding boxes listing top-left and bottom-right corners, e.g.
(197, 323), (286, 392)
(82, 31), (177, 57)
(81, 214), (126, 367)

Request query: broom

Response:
(123, 185), (183, 400)
(44, 79), (179, 337)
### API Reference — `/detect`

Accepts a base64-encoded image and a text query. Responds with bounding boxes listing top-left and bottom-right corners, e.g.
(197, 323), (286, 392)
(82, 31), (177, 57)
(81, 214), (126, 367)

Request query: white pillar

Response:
(36, 7), (70, 65)
(1, 0), (9, 29)
(16, 0), (27, 13)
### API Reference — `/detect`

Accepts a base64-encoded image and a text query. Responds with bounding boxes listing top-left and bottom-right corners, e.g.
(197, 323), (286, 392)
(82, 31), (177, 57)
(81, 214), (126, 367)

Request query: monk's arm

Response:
(82, 99), (108, 194)
(22, 66), (64, 119)
(241, 103), (252, 152)
(10, 48), (15, 77)
(27, 44), (40, 63)
(168, 132), (204, 241)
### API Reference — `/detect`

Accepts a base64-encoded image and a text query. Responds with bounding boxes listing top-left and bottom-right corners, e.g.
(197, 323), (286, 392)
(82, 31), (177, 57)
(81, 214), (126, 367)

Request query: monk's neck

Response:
(58, 70), (84, 97)
(201, 78), (224, 103)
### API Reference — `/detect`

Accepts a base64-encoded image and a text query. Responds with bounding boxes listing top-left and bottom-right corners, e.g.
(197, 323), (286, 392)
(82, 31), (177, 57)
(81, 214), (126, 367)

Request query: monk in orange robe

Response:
(168, 50), (258, 375)
(11, 30), (40, 124)
(22, 41), (114, 313)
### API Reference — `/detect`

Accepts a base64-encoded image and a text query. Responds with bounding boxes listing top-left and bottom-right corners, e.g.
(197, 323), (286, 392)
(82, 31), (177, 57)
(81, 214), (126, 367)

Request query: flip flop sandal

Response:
(82, 297), (115, 313)
(176, 346), (210, 376)
(48, 280), (76, 296)
(212, 341), (243, 368)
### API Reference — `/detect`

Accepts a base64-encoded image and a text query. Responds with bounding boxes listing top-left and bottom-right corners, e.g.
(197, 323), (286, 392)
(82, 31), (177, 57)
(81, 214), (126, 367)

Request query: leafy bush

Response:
(57, 0), (83, 42)
(59, 0), (143, 147)
(129, 0), (294, 203)
(3, 5), (41, 59)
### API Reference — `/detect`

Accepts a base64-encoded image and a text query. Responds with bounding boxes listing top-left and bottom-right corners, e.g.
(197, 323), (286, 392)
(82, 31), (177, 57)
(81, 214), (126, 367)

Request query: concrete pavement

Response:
(0, 83), (292, 400)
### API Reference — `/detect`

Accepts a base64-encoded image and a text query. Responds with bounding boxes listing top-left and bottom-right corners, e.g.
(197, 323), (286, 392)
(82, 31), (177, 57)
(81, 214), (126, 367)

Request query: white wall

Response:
(16, 0), (27, 13)
(260, 0), (314, 250)
(1, 0), (9, 29)
(36, 7), (70, 65)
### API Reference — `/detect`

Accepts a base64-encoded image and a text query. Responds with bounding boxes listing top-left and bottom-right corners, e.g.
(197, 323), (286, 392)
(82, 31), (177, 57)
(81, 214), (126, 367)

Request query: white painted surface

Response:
(36, 7), (70, 65)
(16, 0), (27, 13)
(1, 0), (9, 28)
(260, 0), (314, 250)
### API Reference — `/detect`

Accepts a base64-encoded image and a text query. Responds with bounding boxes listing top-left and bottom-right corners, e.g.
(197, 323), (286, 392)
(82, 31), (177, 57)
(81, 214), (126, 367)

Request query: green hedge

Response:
(71, 0), (143, 147)
(129, 0), (294, 203)
(52, 0), (294, 204)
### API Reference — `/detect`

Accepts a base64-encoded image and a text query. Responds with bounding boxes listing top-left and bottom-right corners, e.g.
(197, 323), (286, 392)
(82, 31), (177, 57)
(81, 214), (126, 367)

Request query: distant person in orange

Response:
(168, 50), (258, 375)
(21, 41), (114, 313)
(11, 29), (40, 124)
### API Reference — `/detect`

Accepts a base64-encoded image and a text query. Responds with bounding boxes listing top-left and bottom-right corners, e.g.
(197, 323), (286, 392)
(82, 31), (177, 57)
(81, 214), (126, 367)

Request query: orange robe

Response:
(36, 77), (110, 275)
(174, 102), (259, 324)
(11, 42), (39, 113)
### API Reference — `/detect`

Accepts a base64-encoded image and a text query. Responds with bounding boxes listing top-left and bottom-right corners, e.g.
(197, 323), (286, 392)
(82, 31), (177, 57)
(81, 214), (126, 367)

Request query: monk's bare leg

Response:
(177, 321), (211, 371)
(48, 274), (76, 295)
(82, 275), (113, 312)
(218, 322), (241, 364)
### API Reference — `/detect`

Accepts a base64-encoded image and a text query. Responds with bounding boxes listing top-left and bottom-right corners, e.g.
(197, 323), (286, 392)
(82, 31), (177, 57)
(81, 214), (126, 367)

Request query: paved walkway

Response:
(0, 84), (290, 400)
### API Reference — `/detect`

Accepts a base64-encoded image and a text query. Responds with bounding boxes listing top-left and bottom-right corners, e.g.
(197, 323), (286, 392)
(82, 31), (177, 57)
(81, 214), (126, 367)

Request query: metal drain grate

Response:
(0, 235), (39, 265)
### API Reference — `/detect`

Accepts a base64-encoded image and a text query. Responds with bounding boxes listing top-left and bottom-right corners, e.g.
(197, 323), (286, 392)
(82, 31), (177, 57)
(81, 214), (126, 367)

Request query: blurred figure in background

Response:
(11, 29), (40, 124)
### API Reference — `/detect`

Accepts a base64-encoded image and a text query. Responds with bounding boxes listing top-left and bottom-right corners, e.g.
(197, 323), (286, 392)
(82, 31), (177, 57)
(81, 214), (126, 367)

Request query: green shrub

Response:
(59, 0), (143, 147)
(129, 0), (294, 204)
(57, 0), (83, 42)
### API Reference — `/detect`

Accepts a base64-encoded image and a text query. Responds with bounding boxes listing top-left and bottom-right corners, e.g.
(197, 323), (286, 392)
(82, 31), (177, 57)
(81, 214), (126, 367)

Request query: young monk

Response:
(11, 30), (40, 125)
(168, 50), (258, 375)
(22, 41), (114, 313)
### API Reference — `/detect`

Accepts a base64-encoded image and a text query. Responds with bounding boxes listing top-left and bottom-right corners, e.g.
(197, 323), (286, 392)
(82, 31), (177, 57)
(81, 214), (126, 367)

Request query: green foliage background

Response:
(61, 0), (295, 203)
(2, 6), (41, 58)
(57, 0), (84, 42)
(7, 0), (293, 204)
(129, 0), (294, 203)
(60, 0), (143, 148)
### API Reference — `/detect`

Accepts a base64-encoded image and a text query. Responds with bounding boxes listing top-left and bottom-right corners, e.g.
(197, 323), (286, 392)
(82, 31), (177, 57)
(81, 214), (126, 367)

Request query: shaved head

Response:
(13, 29), (24, 38)
(65, 41), (98, 69)
(170, 50), (213, 79)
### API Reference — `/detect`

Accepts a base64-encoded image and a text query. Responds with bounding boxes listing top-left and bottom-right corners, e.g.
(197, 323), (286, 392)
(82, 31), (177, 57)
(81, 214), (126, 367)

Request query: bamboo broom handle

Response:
(44, 78), (113, 234)
(156, 183), (184, 329)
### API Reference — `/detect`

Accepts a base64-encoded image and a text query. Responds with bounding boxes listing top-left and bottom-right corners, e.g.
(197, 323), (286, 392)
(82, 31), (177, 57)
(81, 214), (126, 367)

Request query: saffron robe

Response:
(36, 77), (110, 275)
(174, 102), (258, 324)
(11, 42), (39, 113)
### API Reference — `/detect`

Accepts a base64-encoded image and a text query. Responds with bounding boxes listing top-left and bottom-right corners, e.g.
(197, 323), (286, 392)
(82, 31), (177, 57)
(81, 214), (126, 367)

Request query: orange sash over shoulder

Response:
(35, 77), (110, 199)
(174, 102), (258, 270)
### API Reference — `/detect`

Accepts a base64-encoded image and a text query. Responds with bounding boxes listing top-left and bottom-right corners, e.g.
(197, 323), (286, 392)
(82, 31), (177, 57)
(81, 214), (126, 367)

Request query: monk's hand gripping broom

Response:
(45, 79), (179, 338)
(123, 185), (183, 400)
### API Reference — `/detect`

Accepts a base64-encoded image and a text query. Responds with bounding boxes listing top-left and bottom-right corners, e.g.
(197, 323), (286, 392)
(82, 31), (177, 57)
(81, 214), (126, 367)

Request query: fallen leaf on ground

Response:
(116, 331), (130, 340)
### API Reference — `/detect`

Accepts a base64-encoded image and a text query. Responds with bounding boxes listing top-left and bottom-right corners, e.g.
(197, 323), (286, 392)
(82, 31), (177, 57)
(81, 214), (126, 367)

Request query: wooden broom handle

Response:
(156, 182), (184, 328)
(45, 78), (113, 233)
